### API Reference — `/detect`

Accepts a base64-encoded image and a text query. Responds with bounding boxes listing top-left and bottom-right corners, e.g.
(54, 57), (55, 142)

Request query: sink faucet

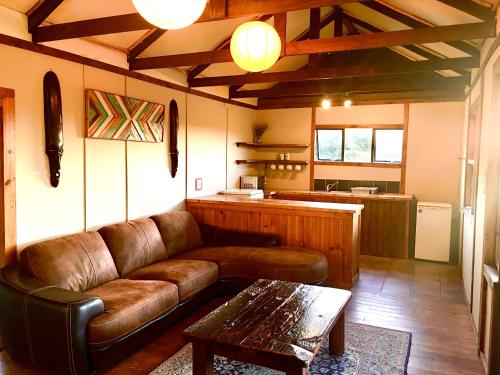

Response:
(326, 182), (338, 192)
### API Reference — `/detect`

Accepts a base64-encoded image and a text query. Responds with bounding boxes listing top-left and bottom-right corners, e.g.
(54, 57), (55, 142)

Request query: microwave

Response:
(240, 176), (265, 190)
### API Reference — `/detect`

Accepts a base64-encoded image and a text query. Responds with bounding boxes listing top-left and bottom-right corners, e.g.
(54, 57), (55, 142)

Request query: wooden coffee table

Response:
(183, 279), (352, 375)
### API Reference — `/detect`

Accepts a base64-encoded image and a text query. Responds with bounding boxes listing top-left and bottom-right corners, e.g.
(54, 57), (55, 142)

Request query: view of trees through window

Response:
(315, 127), (403, 164)
(344, 128), (372, 162)
(316, 129), (342, 161)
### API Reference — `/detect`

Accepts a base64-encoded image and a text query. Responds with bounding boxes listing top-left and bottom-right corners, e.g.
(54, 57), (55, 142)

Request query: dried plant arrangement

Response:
(253, 122), (268, 144)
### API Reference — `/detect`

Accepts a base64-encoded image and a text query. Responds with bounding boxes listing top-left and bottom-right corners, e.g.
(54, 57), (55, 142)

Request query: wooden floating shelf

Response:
(235, 159), (310, 165)
(236, 142), (310, 148)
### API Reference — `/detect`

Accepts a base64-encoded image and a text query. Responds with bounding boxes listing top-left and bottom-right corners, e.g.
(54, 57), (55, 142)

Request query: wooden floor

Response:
(0, 256), (484, 374)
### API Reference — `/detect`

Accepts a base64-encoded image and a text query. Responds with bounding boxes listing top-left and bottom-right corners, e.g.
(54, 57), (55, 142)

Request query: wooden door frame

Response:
(0, 87), (16, 267)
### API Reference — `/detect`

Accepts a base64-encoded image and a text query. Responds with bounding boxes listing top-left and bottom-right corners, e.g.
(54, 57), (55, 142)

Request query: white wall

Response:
(406, 102), (463, 206)
(185, 95), (255, 197)
(0, 42), (256, 250)
(254, 108), (312, 191)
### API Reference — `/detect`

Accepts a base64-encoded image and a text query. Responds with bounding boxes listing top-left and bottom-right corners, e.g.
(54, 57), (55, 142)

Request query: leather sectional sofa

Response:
(0, 211), (328, 374)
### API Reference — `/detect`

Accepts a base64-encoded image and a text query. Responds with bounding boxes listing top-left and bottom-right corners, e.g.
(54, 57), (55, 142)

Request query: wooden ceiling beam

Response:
(127, 29), (166, 62)
(132, 22), (492, 71)
(231, 75), (469, 98)
(434, 0), (495, 21)
(31, 0), (363, 42)
(285, 22), (493, 56)
(257, 89), (465, 108)
(309, 8), (321, 66)
(27, 0), (64, 33)
(362, 1), (478, 57)
(190, 57), (477, 86)
(343, 13), (470, 76)
(275, 13), (287, 57)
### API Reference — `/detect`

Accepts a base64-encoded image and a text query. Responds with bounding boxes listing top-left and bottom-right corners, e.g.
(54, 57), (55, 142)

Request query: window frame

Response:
(314, 124), (404, 168)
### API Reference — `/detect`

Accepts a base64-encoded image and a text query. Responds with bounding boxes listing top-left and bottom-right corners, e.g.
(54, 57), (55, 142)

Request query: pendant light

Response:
(230, 21), (282, 72)
(132, 0), (208, 30)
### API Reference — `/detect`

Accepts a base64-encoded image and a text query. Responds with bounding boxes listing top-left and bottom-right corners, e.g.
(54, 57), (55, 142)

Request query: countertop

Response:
(270, 190), (414, 202)
(186, 195), (364, 214)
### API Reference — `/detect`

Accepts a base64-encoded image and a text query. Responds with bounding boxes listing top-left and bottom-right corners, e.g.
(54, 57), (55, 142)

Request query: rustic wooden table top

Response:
(183, 279), (352, 367)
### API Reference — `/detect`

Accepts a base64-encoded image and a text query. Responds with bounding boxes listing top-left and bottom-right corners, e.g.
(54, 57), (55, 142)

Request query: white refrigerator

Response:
(414, 201), (452, 262)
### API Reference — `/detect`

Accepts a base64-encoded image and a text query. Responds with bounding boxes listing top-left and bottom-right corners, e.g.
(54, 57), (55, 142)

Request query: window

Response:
(316, 129), (342, 161)
(344, 128), (373, 163)
(374, 129), (403, 163)
(315, 126), (403, 165)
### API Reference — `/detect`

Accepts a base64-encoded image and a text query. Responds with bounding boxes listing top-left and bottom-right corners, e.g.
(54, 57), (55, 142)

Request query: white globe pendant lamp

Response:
(230, 21), (282, 72)
(132, 0), (208, 30)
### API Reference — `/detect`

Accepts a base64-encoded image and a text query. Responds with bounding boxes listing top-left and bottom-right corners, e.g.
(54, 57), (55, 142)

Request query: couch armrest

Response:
(199, 224), (281, 247)
(0, 265), (104, 375)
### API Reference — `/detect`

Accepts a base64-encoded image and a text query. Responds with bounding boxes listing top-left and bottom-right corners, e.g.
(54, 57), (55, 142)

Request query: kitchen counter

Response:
(267, 190), (413, 201)
(270, 191), (416, 259)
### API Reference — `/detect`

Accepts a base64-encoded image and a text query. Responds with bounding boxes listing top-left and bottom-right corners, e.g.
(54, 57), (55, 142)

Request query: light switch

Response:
(195, 178), (203, 191)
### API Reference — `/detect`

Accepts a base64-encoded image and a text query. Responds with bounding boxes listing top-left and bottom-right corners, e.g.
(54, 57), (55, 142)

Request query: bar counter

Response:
(185, 195), (364, 289)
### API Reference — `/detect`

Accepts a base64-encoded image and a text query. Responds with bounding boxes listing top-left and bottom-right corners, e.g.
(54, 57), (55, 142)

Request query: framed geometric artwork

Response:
(85, 89), (165, 143)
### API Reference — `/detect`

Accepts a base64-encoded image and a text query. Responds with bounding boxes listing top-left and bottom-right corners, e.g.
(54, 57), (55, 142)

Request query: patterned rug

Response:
(150, 323), (411, 375)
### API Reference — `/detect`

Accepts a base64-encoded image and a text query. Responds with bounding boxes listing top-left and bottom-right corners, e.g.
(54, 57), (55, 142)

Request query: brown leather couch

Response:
(0, 211), (328, 375)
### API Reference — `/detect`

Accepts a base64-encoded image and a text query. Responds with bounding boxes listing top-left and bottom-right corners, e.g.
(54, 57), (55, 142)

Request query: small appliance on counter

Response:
(219, 189), (264, 199)
(240, 175), (265, 190)
(351, 187), (379, 195)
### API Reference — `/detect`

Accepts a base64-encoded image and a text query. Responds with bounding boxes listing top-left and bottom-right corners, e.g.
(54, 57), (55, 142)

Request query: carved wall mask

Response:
(43, 71), (63, 188)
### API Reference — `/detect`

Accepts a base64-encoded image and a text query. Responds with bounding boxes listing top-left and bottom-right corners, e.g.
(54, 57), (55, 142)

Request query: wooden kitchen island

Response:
(186, 195), (363, 289)
(272, 191), (415, 259)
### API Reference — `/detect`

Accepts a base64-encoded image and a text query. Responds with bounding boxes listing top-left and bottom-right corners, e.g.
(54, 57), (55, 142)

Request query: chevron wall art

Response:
(85, 89), (165, 142)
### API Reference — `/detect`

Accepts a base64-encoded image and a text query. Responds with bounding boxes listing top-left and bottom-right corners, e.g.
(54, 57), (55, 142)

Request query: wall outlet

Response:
(195, 178), (203, 191)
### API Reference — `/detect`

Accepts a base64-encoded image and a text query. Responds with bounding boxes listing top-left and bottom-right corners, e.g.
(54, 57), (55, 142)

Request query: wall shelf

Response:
(236, 142), (310, 148)
(235, 159), (310, 165)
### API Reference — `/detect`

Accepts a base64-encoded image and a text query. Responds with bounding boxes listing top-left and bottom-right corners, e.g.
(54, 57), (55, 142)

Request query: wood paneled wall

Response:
(186, 199), (361, 289)
(272, 192), (414, 259)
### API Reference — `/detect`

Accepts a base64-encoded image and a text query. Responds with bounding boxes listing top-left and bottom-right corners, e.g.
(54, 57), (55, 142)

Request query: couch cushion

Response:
(98, 218), (169, 276)
(151, 211), (203, 256)
(86, 279), (178, 349)
(125, 259), (218, 302)
(176, 246), (328, 285)
(20, 232), (119, 292)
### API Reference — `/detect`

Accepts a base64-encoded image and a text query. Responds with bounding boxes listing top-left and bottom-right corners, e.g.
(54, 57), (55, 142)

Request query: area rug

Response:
(149, 322), (412, 375)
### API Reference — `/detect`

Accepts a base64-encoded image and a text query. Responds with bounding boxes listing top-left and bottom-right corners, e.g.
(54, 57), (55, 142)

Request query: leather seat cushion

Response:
(176, 246), (328, 284)
(125, 259), (218, 302)
(86, 279), (178, 349)
(20, 232), (119, 292)
(151, 212), (204, 257)
(98, 218), (169, 276)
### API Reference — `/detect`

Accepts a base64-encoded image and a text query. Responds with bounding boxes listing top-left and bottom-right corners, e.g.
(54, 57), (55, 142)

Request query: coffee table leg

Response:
(287, 367), (307, 375)
(329, 312), (345, 357)
(192, 342), (213, 375)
